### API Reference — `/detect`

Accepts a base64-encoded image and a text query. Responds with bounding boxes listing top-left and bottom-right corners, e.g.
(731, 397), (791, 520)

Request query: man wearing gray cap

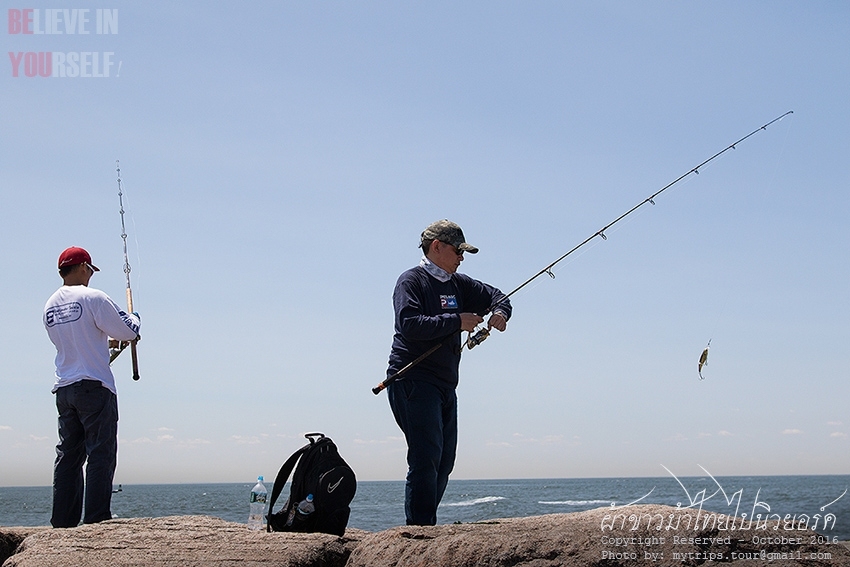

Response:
(386, 220), (511, 525)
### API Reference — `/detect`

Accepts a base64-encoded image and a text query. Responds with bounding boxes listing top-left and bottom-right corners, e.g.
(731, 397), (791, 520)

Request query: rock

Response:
(3, 507), (849, 567)
(0, 528), (45, 566)
(347, 504), (850, 567)
(1, 516), (365, 567)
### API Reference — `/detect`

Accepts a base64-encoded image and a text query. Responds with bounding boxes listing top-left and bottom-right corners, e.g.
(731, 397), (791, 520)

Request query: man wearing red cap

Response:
(43, 246), (140, 528)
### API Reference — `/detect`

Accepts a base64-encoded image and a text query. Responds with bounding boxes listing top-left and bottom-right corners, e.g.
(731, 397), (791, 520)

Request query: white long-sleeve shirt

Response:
(44, 285), (140, 395)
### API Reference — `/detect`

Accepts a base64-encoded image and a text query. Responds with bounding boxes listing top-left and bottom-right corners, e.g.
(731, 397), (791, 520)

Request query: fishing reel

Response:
(108, 339), (130, 363)
(466, 327), (490, 349)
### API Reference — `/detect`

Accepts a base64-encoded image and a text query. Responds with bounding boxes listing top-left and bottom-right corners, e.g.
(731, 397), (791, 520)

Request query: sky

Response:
(1, 2), (848, 487)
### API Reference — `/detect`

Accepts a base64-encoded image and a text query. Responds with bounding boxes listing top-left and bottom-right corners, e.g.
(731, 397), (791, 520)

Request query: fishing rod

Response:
(372, 111), (793, 395)
(108, 160), (141, 381)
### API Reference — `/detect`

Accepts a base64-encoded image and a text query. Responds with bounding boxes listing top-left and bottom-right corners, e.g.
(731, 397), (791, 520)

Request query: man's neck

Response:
(62, 274), (89, 287)
(420, 256), (451, 282)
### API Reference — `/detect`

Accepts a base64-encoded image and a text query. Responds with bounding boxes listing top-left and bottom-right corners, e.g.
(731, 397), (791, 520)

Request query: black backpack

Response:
(267, 432), (356, 536)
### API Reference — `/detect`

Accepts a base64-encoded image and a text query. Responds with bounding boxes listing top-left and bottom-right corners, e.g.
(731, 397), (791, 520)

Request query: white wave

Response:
(539, 499), (610, 506)
(444, 496), (506, 507)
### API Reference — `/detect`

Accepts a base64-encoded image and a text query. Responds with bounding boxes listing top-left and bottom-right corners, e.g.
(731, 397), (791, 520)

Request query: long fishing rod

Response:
(372, 111), (793, 395)
(108, 160), (141, 381)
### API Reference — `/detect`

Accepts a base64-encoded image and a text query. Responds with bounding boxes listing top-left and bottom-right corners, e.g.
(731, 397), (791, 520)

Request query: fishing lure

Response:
(698, 339), (711, 380)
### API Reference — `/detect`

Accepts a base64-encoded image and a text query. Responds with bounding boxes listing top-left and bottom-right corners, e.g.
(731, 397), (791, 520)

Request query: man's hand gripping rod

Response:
(372, 112), (794, 395)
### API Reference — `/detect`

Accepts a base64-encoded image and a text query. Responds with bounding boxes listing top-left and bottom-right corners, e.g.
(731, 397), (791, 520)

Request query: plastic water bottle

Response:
(247, 476), (267, 531)
(296, 494), (315, 519)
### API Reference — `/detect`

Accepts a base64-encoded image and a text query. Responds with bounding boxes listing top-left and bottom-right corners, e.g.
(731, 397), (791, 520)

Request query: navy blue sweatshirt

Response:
(387, 265), (512, 389)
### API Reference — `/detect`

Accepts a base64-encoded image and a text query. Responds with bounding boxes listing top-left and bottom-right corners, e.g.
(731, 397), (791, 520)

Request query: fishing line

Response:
(695, 116), (795, 380)
(756, 117), (794, 203)
(373, 112), (794, 395)
(131, 215), (142, 305)
(121, 178), (144, 307)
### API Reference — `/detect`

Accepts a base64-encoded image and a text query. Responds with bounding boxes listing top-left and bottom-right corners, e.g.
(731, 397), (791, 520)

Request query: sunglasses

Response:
(440, 241), (464, 256)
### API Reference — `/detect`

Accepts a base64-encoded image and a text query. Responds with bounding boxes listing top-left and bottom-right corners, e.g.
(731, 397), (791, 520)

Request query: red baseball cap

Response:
(58, 247), (100, 271)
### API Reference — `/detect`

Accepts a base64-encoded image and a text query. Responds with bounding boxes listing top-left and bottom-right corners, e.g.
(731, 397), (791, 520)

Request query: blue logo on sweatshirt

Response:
(45, 302), (82, 327)
(440, 295), (458, 309)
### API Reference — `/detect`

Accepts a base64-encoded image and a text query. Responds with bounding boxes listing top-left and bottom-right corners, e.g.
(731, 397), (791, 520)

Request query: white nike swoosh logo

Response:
(327, 477), (343, 493)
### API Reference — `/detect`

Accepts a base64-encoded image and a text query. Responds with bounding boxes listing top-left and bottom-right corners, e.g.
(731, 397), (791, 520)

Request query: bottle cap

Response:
(258, 476), (264, 482)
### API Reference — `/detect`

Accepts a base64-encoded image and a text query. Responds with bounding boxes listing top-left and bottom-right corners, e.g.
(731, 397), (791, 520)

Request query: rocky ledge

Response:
(2, 505), (849, 567)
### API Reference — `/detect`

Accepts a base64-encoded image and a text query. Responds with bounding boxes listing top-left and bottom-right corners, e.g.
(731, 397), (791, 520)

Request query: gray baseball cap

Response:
(421, 220), (479, 254)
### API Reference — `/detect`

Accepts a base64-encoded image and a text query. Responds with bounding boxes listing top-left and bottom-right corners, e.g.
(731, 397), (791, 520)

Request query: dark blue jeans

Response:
(388, 379), (457, 525)
(52, 380), (118, 528)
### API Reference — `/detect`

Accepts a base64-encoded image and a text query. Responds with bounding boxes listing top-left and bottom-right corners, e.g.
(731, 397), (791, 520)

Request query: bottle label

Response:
(250, 492), (267, 503)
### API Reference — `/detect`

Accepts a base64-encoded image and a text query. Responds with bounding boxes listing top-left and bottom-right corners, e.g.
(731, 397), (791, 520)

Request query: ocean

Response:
(1, 476), (848, 541)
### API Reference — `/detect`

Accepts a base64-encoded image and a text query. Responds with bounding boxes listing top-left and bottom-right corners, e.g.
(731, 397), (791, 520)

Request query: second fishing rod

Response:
(108, 161), (141, 380)
(372, 111), (793, 395)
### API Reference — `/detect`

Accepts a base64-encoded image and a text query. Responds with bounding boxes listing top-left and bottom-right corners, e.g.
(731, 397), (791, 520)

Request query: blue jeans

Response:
(52, 380), (118, 528)
(388, 379), (457, 525)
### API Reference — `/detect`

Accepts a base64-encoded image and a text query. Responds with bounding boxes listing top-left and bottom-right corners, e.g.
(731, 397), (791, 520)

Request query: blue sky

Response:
(1, 1), (847, 486)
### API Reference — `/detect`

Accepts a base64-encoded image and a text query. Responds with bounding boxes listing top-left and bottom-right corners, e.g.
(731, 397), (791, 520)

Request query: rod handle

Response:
(130, 340), (140, 380)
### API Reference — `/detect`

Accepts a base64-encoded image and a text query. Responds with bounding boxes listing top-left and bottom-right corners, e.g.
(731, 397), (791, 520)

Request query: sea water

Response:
(1, 476), (847, 540)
